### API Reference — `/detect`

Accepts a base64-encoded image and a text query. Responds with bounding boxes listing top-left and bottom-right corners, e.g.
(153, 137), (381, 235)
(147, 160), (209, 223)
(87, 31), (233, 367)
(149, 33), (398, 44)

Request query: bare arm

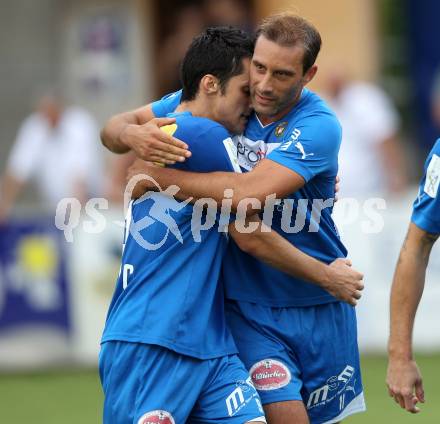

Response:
(229, 215), (364, 306)
(100, 104), (191, 164)
(128, 158), (305, 214)
(387, 222), (438, 413)
(100, 104), (155, 153)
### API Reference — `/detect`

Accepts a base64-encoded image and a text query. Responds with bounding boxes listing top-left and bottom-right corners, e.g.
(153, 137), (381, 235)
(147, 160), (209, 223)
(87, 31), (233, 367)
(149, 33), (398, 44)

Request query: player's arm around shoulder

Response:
(123, 115), (341, 212)
(101, 102), (191, 164)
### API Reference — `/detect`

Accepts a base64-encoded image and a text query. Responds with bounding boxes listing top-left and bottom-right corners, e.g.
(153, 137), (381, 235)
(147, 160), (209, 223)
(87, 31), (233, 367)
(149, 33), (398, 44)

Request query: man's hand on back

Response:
(121, 117), (191, 165)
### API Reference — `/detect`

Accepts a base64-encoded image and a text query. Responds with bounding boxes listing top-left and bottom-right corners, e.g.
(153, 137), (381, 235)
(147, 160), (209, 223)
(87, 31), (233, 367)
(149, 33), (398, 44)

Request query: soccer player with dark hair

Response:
(100, 27), (267, 424)
(387, 139), (440, 414)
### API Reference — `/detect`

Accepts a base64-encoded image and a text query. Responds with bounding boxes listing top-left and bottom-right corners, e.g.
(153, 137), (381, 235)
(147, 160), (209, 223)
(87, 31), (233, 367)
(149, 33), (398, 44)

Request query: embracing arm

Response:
(100, 104), (190, 164)
(387, 222), (438, 412)
(229, 215), (364, 306)
(129, 158), (305, 214)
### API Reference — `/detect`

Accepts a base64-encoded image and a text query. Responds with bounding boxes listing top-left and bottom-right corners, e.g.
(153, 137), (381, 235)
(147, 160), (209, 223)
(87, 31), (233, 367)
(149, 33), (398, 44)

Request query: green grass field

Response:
(0, 355), (438, 423)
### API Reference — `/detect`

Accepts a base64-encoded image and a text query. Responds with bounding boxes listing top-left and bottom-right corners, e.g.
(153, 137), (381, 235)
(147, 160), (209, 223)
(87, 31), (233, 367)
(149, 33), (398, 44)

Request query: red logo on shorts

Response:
(249, 359), (292, 391)
(137, 410), (175, 424)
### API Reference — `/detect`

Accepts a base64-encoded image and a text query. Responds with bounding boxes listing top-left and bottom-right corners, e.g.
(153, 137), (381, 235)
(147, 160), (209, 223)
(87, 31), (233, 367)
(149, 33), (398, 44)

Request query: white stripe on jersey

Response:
(223, 137), (242, 173)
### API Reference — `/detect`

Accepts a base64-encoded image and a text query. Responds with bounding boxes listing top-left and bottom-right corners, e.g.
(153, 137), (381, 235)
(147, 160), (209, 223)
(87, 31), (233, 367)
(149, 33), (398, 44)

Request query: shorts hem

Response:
(316, 392), (366, 424)
(248, 415), (267, 423)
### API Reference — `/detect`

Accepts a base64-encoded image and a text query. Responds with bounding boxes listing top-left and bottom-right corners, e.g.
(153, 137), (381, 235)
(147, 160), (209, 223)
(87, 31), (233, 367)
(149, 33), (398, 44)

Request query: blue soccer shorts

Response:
(99, 341), (266, 424)
(225, 300), (366, 424)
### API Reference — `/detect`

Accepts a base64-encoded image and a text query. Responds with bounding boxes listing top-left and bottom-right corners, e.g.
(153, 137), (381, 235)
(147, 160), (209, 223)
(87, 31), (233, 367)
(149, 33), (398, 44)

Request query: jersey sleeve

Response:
(266, 114), (341, 182)
(411, 139), (440, 234)
(151, 90), (182, 117)
(173, 124), (242, 174)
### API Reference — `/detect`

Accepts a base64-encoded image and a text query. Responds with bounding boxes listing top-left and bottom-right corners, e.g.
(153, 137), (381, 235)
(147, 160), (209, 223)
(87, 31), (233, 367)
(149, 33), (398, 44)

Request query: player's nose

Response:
(258, 74), (273, 94)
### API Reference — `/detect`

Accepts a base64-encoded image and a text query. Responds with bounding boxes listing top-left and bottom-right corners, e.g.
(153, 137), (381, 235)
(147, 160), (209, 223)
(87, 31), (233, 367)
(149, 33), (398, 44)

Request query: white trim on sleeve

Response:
(424, 153), (440, 198)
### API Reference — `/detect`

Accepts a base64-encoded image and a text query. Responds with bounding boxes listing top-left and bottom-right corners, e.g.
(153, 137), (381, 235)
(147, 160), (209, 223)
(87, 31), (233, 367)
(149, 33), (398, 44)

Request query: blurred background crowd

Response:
(0, 0), (439, 422)
(3, 0), (440, 211)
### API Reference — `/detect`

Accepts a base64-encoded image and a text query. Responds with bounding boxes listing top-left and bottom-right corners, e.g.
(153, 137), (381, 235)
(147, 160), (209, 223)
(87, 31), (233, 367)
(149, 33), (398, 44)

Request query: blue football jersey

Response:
(152, 90), (347, 307)
(101, 112), (242, 359)
(411, 139), (440, 234)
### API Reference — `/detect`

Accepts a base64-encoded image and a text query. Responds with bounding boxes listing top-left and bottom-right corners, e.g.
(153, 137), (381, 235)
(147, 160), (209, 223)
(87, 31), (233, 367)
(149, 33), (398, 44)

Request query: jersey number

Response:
(122, 264), (134, 289)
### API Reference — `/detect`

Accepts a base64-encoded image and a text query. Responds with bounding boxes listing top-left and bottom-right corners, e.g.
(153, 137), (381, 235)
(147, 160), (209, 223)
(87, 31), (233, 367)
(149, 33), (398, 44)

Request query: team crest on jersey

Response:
(137, 410), (175, 424)
(249, 359), (291, 390)
(274, 121), (288, 137)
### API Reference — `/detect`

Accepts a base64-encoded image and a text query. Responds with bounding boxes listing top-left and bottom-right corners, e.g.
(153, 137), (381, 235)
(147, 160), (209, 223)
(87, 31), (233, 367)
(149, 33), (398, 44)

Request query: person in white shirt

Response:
(323, 67), (407, 198)
(0, 94), (102, 220)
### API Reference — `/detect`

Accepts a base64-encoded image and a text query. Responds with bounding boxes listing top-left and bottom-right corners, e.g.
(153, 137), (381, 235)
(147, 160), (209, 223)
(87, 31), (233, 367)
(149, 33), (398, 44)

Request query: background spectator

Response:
(0, 92), (103, 220)
(323, 67), (408, 198)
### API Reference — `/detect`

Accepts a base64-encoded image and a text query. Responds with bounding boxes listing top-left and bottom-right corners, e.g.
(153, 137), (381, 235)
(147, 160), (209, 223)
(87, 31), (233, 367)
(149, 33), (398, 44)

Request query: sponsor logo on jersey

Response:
(294, 141), (315, 159)
(249, 359), (291, 391)
(233, 135), (280, 171)
(307, 365), (356, 411)
(274, 121), (288, 137)
(225, 377), (262, 417)
(137, 410), (175, 424)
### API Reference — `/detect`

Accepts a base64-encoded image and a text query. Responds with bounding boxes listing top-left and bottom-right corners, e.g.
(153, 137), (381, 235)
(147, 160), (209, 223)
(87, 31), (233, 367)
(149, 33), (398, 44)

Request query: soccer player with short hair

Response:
(100, 27), (266, 424)
(100, 26), (362, 424)
(118, 14), (366, 423)
(387, 139), (440, 414)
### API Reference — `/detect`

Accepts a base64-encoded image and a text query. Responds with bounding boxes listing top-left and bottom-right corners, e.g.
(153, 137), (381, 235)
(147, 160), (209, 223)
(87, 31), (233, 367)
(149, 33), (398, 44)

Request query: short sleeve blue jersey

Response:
(411, 139), (440, 234)
(101, 111), (241, 359)
(152, 89), (347, 307)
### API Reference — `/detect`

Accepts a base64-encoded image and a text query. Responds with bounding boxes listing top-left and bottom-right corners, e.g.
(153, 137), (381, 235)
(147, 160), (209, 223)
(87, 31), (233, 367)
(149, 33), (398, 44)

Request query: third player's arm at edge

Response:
(135, 158), (306, 215)
(387, 222), (438, 413)
(100, 104), (191, 163)
(229, 214), (364, 306)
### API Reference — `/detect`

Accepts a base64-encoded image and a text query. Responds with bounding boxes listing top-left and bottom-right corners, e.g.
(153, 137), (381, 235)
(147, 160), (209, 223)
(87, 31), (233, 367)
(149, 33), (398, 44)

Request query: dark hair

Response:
(256, 13), (321, 74)
(180, 26), (254, 101)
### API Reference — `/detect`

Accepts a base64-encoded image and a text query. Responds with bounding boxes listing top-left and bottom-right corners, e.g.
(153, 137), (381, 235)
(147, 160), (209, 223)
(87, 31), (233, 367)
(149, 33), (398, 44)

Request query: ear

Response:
(200, 74), (220, 95)
(303, 65), (318, 85)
